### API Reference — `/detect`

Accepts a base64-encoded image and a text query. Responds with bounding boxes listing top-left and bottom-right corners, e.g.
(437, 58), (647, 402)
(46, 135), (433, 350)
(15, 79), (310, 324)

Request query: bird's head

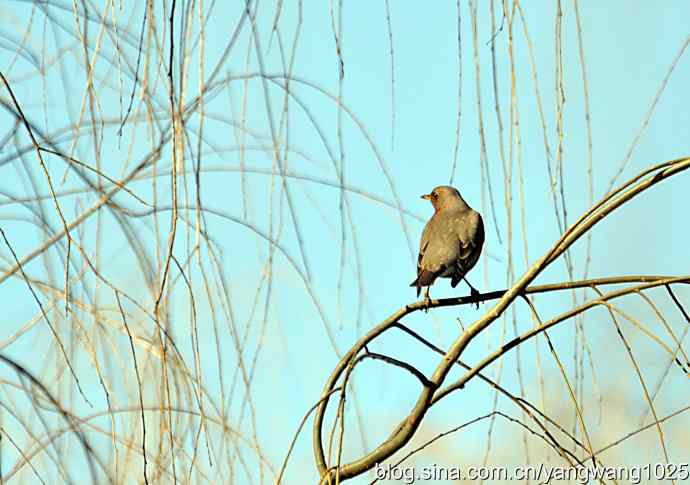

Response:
(421, 185), (466, 212)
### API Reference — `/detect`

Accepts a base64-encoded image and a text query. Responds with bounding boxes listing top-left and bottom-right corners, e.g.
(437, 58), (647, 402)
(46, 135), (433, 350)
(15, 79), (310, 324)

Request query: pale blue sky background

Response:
(1, 1), (689, 483)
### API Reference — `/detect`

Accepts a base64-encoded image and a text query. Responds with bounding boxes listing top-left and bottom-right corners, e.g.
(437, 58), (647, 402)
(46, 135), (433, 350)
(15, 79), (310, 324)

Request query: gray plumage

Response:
(410, 185), (485, 298)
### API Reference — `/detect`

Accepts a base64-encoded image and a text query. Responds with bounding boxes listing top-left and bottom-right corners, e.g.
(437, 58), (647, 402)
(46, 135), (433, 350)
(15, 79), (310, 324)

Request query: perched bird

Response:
(410, 185), (485, 304)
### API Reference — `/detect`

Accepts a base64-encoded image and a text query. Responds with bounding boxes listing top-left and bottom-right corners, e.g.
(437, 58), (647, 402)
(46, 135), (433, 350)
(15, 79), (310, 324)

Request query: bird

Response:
(410, 185), (485, 306)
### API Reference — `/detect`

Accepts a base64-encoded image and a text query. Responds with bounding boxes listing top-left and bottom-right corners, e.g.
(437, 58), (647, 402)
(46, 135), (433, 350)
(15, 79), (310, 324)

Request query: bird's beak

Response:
(421, 194), (432, 200)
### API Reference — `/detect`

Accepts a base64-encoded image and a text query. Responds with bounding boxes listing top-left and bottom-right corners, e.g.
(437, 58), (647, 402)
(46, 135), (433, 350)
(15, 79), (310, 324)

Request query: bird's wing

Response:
(456, 211), (484, 269)
(450, 211), (485, 287)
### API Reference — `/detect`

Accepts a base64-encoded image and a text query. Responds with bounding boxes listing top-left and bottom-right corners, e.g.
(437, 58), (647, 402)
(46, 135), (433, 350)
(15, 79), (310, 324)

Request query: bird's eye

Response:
(432, 192), (437, 199)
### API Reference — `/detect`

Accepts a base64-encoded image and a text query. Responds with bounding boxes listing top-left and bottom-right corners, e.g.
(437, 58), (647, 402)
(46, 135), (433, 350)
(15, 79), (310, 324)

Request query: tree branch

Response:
(313, 156), (690, 483)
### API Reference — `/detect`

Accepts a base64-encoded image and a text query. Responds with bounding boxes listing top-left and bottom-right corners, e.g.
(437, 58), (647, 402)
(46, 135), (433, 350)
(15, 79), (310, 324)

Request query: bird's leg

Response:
(464, 277), (481, 309)
(423, 287), (431, 312)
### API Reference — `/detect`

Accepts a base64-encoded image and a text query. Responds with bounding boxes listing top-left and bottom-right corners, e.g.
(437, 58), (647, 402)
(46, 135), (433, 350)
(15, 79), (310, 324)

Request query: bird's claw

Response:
(422, 288), (432, 313)
(423, 296), (431, 313)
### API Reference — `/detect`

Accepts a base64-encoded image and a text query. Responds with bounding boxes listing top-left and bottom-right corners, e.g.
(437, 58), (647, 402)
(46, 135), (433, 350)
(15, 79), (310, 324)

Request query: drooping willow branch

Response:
(312, 156), (690, 483)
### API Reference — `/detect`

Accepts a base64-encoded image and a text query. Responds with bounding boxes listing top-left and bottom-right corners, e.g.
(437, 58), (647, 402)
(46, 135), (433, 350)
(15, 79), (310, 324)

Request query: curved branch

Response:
(359, 351), (434, 389)
(313, 155), (690, 483)
(312, 276), (689, 480)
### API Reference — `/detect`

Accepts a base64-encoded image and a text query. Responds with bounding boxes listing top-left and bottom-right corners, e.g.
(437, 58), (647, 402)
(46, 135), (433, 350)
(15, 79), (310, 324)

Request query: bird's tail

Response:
(409, 278), (421, 297)
(410, 269), (439, 297)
